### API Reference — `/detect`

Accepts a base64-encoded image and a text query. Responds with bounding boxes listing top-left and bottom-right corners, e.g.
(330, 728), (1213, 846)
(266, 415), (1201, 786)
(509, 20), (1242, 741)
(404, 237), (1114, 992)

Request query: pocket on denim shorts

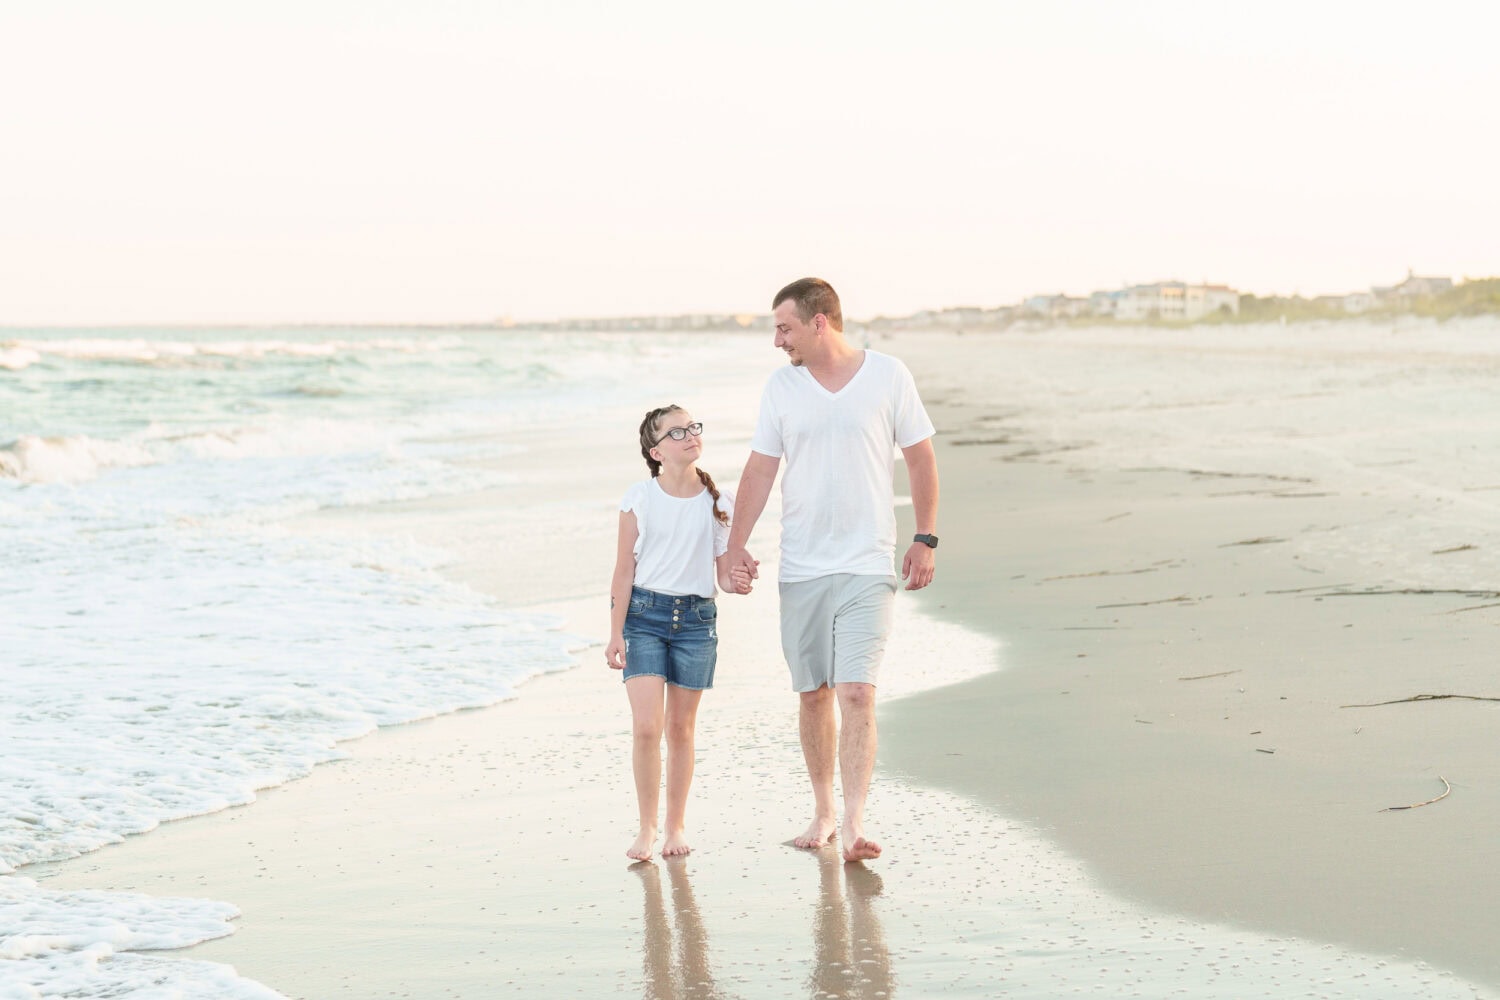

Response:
(695, 603), (717, 623)
(627, 597), (647, 615)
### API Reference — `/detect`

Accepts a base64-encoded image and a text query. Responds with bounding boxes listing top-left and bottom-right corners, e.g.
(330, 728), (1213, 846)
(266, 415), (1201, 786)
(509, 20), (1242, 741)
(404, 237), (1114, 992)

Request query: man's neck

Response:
(803, 341), (865, 392)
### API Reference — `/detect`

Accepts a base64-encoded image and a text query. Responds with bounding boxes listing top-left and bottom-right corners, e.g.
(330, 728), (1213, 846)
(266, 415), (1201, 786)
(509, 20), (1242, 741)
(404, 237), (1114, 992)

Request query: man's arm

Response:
(726, 450), (779, 581)
(899, 437), (939, 591)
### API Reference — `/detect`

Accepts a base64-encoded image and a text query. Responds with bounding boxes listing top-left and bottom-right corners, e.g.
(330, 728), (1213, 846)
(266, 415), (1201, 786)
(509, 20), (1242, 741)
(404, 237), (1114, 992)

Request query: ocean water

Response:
(0, 326), (773, 998)
(7, 321), (1498, 999)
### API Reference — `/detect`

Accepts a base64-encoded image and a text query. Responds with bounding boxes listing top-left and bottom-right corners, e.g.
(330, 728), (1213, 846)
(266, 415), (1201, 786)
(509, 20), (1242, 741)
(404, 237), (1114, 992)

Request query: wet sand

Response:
(31, 326), (1500, 997)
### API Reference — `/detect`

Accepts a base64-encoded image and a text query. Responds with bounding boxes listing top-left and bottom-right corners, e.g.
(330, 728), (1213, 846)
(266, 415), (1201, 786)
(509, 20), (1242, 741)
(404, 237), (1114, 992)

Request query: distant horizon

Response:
(3, 269), (1493, 330)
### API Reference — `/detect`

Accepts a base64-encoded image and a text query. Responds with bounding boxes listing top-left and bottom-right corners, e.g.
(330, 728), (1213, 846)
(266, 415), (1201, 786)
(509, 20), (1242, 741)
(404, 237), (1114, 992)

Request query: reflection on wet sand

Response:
(630, 851), (893, 1000)
(633, 859), (726, 1000)
(808, 852), (893, 999)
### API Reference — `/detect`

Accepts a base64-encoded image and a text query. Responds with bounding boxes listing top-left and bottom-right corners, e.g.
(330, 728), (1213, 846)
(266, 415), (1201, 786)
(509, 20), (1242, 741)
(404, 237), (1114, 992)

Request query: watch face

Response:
(915, 533), (938, 548)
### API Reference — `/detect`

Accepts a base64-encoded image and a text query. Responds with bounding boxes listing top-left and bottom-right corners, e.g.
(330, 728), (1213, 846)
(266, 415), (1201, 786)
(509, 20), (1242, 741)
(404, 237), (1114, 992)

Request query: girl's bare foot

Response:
(661, 829), (692, 856)
(794, 816), (837, 849)
(627, 826), (658, 861)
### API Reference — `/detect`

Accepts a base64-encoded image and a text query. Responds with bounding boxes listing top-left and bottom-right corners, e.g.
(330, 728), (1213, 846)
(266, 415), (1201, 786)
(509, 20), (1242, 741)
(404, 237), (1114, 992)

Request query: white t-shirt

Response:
(621, 478), (733, 597)
(749, 350), (935, 582)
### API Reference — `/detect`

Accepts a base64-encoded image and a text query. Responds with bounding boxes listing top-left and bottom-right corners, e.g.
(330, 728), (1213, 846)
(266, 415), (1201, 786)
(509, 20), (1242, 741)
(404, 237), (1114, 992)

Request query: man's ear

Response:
(813, 313), (826, 335)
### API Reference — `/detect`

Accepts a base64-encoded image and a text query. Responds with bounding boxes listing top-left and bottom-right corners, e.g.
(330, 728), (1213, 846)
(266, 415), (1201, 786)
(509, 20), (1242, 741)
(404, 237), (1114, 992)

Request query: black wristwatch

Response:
(913, 533), (939, 549)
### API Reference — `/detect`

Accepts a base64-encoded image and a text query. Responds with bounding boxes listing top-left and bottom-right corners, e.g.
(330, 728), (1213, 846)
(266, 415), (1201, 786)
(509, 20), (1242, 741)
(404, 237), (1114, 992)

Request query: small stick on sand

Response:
(1097, 595), (1195, 609)
(1044, 567), (1159, 582)
(1340, 694), (1500, 709)
(1381, 776), (1451, 812)
(1324, 588), (1500, 599)
(1178, 669), (1241, 681)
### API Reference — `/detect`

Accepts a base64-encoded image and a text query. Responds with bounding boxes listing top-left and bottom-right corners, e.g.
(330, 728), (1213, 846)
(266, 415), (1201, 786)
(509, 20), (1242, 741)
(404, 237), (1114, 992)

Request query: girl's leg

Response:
(661, 684), (705, 856)
(625, 675), (667, 860)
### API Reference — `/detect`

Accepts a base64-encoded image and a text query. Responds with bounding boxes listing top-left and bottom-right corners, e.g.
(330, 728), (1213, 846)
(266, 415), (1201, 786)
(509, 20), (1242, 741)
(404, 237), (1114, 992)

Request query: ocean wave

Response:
(4, 335), (467, 368)
(0, 876), (283, 998)
(0, 435), (156, 485)
(0, 344), (42, 371)
(0, 418), (403, 486)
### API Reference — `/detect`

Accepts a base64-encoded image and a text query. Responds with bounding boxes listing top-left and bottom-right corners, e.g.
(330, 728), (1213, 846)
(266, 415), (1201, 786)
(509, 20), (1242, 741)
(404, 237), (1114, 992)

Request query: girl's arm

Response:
(606, 511), (639, 670)
(715, 553), (735, 595)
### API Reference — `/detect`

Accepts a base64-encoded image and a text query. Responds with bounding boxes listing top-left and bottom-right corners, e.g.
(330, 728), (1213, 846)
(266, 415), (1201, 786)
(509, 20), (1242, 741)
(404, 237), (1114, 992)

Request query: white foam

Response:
(0, 875), (283, 998)
(0, 326), (783, 997)
(0, 345), (41, 371)
(0, 434), (158, 485)
(6, 334), (467, 366)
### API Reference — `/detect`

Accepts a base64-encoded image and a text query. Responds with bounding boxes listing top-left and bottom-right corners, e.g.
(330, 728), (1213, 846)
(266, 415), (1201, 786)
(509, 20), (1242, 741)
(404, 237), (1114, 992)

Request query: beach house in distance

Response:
(866, 280), (1243, 331)
(1023, 281), (1240, 322)
(1315, 269), (1455, 314)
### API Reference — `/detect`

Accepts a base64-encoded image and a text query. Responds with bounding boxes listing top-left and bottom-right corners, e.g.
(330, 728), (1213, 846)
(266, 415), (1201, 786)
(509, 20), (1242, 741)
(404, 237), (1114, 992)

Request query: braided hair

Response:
(638, 405), (729, 525)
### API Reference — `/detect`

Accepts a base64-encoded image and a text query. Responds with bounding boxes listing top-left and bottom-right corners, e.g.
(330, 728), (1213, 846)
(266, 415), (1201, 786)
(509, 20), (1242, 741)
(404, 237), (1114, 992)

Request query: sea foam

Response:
(1, 326), (773, 997)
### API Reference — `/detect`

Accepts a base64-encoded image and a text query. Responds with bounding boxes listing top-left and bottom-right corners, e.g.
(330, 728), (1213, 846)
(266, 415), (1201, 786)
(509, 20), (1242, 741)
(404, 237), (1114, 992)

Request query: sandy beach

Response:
(30, 325), (1500, 997)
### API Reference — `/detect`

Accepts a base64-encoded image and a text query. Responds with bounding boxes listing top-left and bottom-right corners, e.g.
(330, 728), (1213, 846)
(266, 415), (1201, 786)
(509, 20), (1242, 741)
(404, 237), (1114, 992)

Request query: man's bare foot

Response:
(841, 822), (881, 862)
(661, 830), (692, 856)
(793, 816), (837, 849)
(627, 827), (657, 861)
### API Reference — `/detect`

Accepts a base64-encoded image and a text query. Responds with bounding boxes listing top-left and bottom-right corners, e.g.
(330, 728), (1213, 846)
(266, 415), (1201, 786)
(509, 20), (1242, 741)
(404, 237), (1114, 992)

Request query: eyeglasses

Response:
(653, 422), (704, 445)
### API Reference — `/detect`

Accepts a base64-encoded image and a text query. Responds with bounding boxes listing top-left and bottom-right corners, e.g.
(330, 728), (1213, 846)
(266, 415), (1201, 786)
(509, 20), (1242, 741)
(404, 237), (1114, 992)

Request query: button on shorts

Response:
(621, 585), (718, 690)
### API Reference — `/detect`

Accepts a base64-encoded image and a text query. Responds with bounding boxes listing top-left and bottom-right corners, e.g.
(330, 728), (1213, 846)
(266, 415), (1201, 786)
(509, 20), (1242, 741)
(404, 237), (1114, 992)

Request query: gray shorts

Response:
(778, 574), (897, 692)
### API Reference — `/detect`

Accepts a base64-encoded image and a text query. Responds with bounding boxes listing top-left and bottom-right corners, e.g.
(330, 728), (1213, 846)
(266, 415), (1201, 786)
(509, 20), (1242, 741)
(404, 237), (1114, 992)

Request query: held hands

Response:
(724, 545), (759, 595)
(729, 560), (758, 595)
(901, 542), (936, 591)
(605, 636), (627, 670)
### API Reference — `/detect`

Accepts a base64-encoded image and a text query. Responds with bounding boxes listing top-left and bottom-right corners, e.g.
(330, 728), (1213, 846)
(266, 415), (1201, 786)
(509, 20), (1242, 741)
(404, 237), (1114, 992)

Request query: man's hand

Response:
(901, 543), (936, 591)
(725, 545), (759, 586)
(729, 558), (759, 594)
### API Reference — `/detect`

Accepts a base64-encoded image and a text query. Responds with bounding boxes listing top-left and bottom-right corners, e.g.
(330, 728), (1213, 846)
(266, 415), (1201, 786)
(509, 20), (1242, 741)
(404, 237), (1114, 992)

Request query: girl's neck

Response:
(655, 464), (702, 497)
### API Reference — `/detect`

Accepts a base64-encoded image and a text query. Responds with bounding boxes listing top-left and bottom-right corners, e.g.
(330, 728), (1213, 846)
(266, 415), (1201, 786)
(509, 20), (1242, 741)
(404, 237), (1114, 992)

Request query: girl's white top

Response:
(621, 478), (734, 597)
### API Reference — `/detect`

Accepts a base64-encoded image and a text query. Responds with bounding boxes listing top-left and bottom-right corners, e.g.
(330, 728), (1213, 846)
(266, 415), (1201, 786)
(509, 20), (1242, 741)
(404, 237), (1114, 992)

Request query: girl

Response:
(607, 405), (748, 861)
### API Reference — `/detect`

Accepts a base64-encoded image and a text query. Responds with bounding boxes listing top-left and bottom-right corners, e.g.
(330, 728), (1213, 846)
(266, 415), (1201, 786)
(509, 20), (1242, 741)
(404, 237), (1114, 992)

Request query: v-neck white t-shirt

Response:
(621, 478), (733, 597)
(749, 350), (935, 582)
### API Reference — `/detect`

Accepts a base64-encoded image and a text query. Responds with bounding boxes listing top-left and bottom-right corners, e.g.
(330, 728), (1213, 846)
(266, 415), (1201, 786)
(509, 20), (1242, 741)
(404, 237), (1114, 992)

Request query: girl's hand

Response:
(605, 637), (627, 670)
(729, 560), (759, 595)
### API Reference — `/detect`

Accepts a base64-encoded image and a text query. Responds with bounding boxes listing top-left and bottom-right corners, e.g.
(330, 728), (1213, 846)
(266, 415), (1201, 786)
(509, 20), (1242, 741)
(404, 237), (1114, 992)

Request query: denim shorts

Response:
(622, 586), (718, 690)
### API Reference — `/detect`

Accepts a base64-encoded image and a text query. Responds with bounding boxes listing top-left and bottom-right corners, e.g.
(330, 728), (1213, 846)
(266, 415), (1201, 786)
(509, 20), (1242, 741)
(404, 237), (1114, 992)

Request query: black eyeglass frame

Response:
(653, 422), (704, 446)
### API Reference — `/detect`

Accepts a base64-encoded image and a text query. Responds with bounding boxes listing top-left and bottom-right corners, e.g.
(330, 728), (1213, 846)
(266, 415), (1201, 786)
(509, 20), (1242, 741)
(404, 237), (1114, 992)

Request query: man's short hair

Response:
(773, 277), (843, 332)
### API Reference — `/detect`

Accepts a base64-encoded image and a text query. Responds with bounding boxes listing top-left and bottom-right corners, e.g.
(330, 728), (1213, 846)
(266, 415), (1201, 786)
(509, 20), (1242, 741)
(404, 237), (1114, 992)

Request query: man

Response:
(726, 277), (939, 863)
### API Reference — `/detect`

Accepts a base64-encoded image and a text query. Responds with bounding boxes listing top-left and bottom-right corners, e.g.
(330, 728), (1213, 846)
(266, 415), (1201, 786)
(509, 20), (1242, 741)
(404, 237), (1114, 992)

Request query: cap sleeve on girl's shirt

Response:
(712, 488), (735, 557)
(620, 480), (650, 514)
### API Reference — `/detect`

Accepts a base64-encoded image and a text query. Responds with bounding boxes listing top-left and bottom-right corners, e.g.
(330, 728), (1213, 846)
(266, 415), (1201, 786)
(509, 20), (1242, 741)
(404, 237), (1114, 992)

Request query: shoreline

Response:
(26, 326), (1500, 997)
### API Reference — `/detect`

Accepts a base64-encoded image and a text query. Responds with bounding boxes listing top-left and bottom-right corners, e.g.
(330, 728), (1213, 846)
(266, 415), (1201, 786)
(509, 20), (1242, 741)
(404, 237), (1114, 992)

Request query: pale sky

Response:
(3, 1), (1497, 325)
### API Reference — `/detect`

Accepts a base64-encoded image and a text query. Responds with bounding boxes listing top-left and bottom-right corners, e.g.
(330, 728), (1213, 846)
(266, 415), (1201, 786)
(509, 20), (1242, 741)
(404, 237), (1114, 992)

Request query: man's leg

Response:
(835, 681), (881, 861)
(795, 684), (839, 848)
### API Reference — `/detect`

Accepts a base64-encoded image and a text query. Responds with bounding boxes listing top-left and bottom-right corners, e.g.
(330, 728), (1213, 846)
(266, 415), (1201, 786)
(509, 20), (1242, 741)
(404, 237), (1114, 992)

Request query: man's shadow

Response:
(807, 852), (894, 999)
(632, 858), (727, 1000)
